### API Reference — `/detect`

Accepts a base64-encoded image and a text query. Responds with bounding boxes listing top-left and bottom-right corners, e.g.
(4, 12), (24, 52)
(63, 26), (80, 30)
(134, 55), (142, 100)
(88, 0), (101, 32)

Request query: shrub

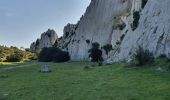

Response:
(38, 47), (60, 62)
(159, 54), (167, 59)
(53, 51), (70, 62)
(0, 45), (33, 62)
(131, 11), (140, 31)
(86, 40), (90, 45)
(120, 34), (125, 41)
(53, 40), (58, 48)
(92, 42), (100, 49)
(29, 53), (38, 60)
(134, 46), (154, 66)
(0, 53), (5, 62)
(84, 66), (91, 70)
(6, 53), (24, 62)
(102, 44), (113, 55)
(142, 0), (148, 8)
(35, 39), (40, 47)
(88, 42), (103, 62)
(38, 47), (70, 62)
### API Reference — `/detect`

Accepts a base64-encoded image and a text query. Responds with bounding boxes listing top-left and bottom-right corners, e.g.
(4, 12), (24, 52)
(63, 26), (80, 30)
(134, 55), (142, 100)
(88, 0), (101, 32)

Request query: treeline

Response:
(0, 45), (37, 62)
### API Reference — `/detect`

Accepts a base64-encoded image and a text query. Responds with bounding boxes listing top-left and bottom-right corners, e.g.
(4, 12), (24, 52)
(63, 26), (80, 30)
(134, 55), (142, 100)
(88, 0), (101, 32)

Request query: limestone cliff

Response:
(108, 0), (170, 62)
(59, 0), (133, 61)
(30, 29), (58, 52)
(34, 0), (170, 63)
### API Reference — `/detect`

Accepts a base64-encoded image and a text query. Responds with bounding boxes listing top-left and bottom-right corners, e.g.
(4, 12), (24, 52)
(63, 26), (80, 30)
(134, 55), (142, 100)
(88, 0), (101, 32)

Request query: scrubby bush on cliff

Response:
(142, 0), (148, 8)
(102, 44), (113, 55)
(134, 46), (154, 66)
(86, 40), (90, 45)
(53, 40), (58, 48)
(131, 11), (140, 31)
(38, 47), (70, 62)
(88, 42), (103, 62)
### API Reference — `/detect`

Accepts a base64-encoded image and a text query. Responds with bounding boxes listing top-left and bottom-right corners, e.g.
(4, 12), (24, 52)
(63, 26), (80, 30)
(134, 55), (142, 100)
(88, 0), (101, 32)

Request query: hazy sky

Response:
(0, 0), (91, 48)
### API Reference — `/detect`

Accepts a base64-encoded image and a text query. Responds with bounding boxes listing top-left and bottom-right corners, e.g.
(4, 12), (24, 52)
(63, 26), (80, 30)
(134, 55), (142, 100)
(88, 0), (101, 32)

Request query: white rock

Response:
(30, 29), (58, 52)
(59, 0), (170, 63)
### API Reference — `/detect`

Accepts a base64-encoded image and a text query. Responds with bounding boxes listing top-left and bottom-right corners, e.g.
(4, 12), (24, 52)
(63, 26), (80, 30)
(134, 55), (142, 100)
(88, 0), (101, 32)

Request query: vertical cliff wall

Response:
(60, 0), (133, 61)
(108, 0), (170, 62)
(58, 0), (170, 63)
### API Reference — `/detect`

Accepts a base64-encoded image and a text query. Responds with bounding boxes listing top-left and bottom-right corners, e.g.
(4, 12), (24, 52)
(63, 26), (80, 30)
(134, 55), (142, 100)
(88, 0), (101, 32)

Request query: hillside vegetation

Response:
(0, 45), (37, 62)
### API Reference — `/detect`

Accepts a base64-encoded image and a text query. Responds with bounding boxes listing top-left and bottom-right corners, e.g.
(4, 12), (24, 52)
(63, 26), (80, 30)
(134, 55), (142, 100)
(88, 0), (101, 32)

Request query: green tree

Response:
(134, 46), (154, 66)
(88, 42), (103, 62)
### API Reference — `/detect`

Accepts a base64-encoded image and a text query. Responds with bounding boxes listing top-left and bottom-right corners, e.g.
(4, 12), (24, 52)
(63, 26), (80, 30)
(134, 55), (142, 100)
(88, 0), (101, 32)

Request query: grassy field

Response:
(0, 60), (170, 100)
(0, 62), (23, 68)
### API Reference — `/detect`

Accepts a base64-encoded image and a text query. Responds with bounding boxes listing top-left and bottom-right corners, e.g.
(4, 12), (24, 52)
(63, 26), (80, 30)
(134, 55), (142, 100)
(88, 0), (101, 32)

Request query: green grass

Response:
(0, 60), (170, 100)
(0, 61), (31, 68)
(0, 62), (23, 67)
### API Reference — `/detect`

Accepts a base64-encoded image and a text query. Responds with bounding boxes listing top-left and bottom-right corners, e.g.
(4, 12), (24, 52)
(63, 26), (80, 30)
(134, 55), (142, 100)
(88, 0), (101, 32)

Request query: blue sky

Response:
(0, 0), (90, 48)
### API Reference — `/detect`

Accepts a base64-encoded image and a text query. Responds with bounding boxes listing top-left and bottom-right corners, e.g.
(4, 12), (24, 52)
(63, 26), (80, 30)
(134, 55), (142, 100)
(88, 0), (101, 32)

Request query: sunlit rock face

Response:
(59, 0), (132, 61)
(108, 0), (170, 62)
(59, 0), (170, 62)
(30, 29), (58, 52)
(39, 29), (58, 49)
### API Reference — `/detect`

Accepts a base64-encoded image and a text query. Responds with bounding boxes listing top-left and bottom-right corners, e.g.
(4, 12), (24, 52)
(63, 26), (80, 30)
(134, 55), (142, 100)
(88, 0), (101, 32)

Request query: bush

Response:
(0, 45), (32, 62)
(53, 40), (58, 48)
(131, 11), (140, 31)
(0, 53), (6, 62)
(102, 44), (113, 55)
(86, 40), (90, 45)
(29, 53), (38, 60)
(38, 47), (59, 62)
(84, 66), (91, 70)
(53, 52), (70, 62)
(142, 0), (148, 8)
(134, 46), (154, 66)
(159, 54), (167, 59)
(6, 53), (24, 62)
(88, 42), (103, 62)
(38, 47), (70, 62)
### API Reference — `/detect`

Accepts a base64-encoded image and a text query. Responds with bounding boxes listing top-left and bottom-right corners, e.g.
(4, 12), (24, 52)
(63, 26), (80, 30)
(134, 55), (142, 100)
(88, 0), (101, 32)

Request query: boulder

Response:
(40, 65), (52, 73)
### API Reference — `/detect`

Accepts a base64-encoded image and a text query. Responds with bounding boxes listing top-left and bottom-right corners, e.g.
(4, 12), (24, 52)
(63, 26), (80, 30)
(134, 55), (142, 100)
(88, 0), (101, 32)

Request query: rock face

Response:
(30, 42), (36, 52)
(30, 29), (58, 52)
(59, 0), (133, 61)
(36, 0), (170, 63)
(108, 0), (170, 62)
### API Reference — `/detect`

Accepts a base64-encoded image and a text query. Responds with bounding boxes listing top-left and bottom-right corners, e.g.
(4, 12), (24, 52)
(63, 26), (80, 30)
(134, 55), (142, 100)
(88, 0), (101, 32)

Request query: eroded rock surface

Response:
(30, 29), (58, 52)
(32, 0), (170, 63)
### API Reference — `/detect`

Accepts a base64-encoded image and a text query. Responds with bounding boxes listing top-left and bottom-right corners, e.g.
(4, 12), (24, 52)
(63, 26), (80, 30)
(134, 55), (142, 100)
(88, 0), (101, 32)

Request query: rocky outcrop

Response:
(30, 29), (58, 52)
(36, 0), (170, 63)
(59, 0), (133, 61)
(108, 0), (170, 62)
(30, 42), (36, 52)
